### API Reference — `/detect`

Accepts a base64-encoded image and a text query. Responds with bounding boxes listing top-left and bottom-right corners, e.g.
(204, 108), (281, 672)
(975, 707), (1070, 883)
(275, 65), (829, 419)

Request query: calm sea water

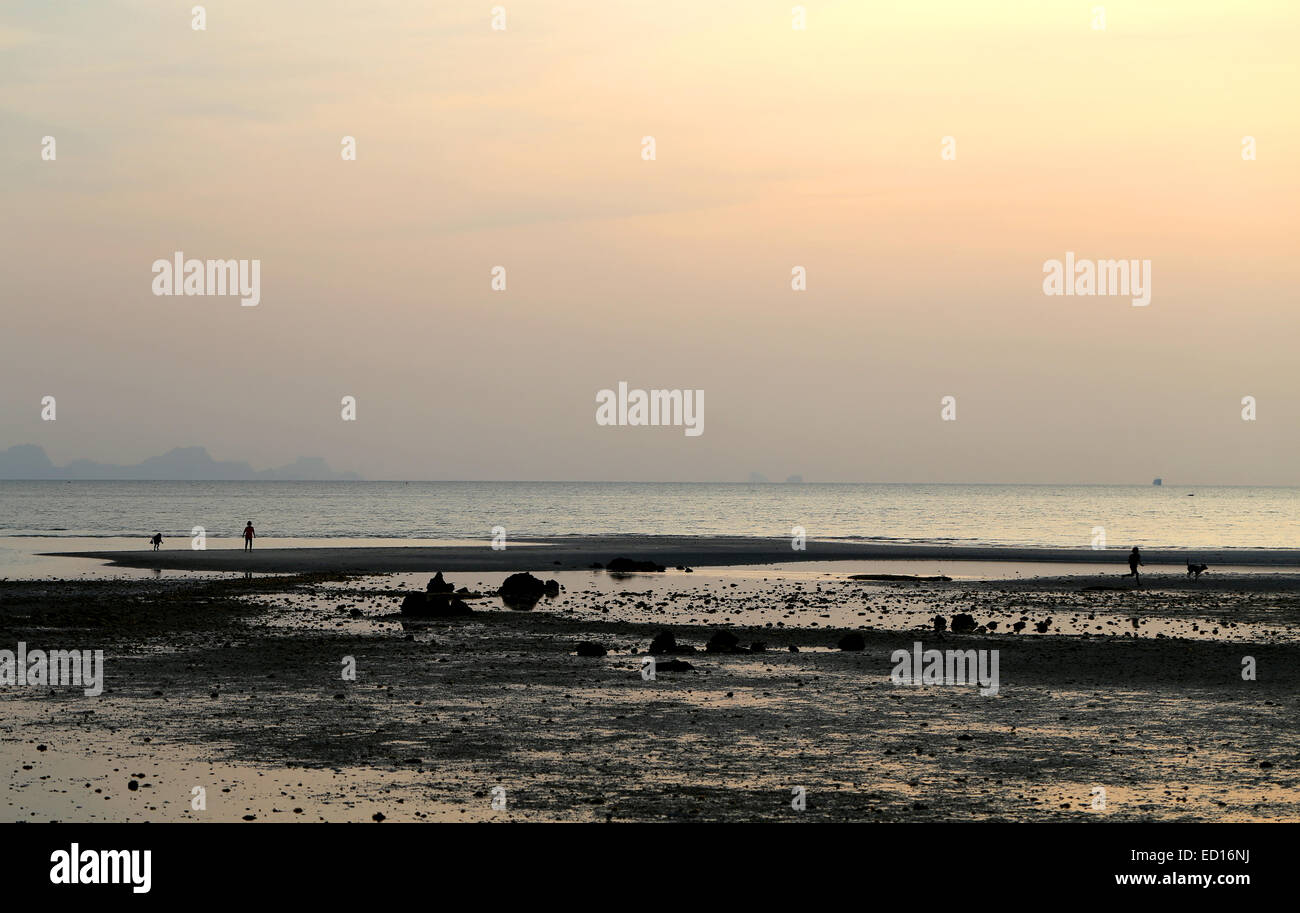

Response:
(0, 481), (1295, 550)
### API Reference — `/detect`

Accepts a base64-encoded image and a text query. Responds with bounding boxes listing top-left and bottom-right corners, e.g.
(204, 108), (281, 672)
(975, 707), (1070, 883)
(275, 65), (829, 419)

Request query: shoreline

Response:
(46, 535), (1300, 574)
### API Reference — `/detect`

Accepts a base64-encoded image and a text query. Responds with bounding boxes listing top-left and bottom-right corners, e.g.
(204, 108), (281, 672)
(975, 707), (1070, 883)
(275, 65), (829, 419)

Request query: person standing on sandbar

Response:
(243, 521), (256, 551)
(1125, 546), (1143, 586)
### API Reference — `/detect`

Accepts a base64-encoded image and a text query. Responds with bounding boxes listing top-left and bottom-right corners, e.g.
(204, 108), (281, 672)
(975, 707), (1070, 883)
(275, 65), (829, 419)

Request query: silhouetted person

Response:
(150, 532), (163, 551)
(1125, 546), (1143, 586)
(243, 522), (256, 551)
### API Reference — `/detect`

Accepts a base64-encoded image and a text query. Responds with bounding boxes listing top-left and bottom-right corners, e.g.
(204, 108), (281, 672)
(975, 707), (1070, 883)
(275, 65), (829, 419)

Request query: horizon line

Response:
(1, 478), (1295, 488)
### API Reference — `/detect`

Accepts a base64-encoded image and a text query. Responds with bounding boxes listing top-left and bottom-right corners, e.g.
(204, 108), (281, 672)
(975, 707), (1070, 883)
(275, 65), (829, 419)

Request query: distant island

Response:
(0, 445), (361, 481)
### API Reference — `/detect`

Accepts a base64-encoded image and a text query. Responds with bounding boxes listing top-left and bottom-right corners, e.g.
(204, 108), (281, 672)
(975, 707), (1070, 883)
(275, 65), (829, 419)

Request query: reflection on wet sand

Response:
(2, 565), (1297, 822)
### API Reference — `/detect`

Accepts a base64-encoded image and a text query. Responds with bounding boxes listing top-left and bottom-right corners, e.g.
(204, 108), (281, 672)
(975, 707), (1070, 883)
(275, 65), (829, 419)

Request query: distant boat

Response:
(1152, 478), (1162, 486)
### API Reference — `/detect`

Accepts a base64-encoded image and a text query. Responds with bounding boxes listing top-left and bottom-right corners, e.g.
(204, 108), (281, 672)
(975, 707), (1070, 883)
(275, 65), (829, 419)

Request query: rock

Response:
(400, 592), (473, 618)
(499, 572), (547, 608)
(1012, 621), (1026, 633)
(837, 632), (866, 651)
(654, 659), (694, 672)
(349, 607), (363, 618)
(427, 572), (454, 594)
(606, 557), (667, 573)
(951, 613), (977, 634)
(706, 630), (743, 653)
(543, 579), (561, 598)
(749, 641), (767, 653)
(933, 615), (947, 633)
(649, 630), (678, 654)
(788, 645), (800, 653)
(575, 641), (607, 657)
(1035, 618), (1052, 633)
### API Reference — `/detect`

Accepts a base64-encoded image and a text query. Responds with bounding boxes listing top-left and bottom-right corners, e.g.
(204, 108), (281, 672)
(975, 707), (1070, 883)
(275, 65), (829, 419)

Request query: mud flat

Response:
(2, 571), (1297, 822)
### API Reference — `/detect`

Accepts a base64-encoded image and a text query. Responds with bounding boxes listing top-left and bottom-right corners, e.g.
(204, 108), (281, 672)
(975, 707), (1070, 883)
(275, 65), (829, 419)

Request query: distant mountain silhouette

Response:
(0, 445), (361, 481)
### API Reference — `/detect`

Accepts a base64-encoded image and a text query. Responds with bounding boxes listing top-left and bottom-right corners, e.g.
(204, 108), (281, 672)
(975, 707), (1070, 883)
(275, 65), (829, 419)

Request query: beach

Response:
(45, 536), (1300, 574)
(3, 541), (1297, 822)
(5, 0), (1297, 886)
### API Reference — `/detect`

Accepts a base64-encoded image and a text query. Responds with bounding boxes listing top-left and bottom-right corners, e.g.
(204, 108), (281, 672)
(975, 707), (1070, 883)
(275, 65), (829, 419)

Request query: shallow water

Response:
(3, 480), (1297, 549)
(249, 564), (1300, 645)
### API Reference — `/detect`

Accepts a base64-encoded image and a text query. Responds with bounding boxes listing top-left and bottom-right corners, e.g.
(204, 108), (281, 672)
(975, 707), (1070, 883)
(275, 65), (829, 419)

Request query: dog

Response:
(1187, 561), (1209, 580)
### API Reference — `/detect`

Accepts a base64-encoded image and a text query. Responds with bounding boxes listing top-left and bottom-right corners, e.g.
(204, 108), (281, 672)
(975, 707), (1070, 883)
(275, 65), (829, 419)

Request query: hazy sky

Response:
(2, 1), (1297, 482)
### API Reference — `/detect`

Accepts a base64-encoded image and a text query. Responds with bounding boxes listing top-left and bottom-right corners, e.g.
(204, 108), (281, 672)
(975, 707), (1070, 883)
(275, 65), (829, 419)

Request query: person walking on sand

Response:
(243, 521), (256, 551)
(150, 532), (164, 551)
(1125, 546), (1143, 586)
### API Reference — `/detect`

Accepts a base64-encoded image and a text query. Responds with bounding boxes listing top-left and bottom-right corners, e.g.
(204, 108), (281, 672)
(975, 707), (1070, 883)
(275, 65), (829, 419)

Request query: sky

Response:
(1, 0), (1297, 483)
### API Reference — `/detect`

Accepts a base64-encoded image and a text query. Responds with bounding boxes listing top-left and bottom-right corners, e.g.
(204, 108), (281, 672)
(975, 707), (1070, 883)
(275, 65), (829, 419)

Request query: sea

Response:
(0, 480), (1295, 549)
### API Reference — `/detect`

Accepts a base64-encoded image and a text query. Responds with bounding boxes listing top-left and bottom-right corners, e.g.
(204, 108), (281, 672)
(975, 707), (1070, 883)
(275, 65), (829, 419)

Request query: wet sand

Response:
(46, 536), (1300, 574)
(3, 564), (1297, 822)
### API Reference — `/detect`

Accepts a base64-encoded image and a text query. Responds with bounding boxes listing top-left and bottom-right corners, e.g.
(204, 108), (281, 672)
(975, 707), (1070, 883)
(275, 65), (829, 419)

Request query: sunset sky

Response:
(2, 1), (1296, 482)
